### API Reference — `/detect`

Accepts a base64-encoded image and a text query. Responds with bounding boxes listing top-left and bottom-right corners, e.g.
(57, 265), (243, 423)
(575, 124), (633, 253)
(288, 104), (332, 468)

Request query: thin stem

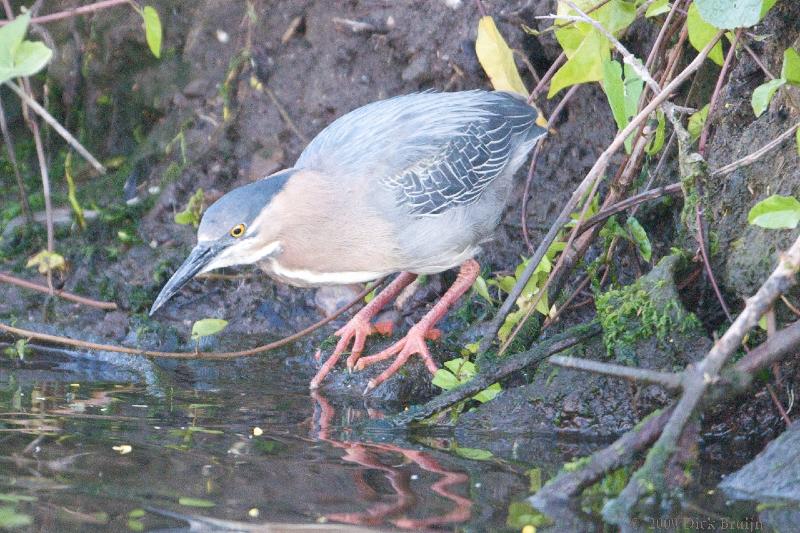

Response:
(0, 94), (32, 222)
(0, 0), (129, 26)
(5, 81), (106, 174)
(548, 355), (683, 390)
(0, 281), (379, 359)
(710, 122), (800, 177)
(521, 84), (578, 251)
(0, 271), (117, 310)
(699, 29), (740, 156)
(578, 183), (683, 234)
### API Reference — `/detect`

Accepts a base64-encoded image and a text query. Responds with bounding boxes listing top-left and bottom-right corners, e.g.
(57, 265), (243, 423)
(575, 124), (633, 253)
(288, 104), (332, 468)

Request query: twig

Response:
(710, 122), (800, 177)
(20, 81), (55, 290)
(607, 233), (800, 522)
(5, 81), (106, 174)
(0, 96), (32, 222)
(697, 199), (733, 321)
(521, 84), (578, 251)
(578, 183), (683, 235)
(534, 319), (800, 503)
(531, 407), (675, 499)
(482, 27), (724, 352)
(532, 0), (613, 38)
(547, 355), (683, 391)
(0, 281), (379, 359)
(0, 0), (129, 26)
(741, 41), (776, 80)
(0, 272), (117, 310)
(391, 321), (601, 425)
(698, 29), (740, 156)
(264, 87), (309, 144)
(542, 273), (592, 328)
(530, 52), (565, 101)
(558, 1), (661, 93)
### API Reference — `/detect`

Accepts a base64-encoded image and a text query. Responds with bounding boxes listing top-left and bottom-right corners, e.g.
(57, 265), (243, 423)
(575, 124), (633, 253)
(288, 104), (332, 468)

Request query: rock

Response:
(720, 422), (800, 502)
(314, 285), (363, 317)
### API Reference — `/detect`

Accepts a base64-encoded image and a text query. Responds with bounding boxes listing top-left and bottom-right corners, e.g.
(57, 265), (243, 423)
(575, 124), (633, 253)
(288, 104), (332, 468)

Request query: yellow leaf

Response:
(475, 16), (527, 96)
(26, 250), (66, 275)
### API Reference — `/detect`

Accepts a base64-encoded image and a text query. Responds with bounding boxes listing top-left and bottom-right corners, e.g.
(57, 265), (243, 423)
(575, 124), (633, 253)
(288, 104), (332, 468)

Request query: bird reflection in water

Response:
(310, 391), (472, 529)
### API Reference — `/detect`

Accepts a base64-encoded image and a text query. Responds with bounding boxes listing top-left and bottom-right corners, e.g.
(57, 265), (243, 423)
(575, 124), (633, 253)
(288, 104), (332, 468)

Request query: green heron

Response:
(150, 90), (547, 392)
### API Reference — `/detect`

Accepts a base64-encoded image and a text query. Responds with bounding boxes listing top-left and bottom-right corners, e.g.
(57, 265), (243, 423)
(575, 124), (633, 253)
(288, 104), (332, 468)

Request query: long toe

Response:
(361, 327), (439, 394)
(310, 316), (376, 389)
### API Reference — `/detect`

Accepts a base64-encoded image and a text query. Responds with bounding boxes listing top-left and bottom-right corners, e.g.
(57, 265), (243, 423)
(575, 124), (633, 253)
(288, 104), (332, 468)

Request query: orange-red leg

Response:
(358, 259), (480, 394)
(310, 272), (417, 389)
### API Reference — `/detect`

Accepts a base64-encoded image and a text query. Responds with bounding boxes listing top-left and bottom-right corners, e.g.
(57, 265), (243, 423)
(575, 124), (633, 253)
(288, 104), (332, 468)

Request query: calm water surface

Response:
(0, 347), (766, 531)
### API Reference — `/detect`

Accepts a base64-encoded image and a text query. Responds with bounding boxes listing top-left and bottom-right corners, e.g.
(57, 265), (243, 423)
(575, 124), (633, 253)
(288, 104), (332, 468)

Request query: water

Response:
(0, 347), (584, 532)
(0, 347), (772, 532)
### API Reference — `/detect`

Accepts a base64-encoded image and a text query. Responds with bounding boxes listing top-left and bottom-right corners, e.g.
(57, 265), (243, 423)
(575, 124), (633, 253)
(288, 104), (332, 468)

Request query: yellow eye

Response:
(230, 223), (246, 238)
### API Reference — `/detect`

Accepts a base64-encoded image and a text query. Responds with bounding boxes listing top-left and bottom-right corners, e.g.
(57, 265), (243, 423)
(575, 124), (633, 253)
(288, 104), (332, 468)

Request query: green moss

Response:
(595, 256), (701, 358)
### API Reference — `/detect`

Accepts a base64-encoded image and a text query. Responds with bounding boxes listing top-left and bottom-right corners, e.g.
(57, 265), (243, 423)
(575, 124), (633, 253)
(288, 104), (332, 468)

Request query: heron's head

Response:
(149, 170), (294, 315)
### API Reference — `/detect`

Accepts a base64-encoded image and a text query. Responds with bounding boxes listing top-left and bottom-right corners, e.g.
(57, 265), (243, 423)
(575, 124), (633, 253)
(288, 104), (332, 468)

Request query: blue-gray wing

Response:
(382, 110), (538, 216)
(295, 91), (546, 216)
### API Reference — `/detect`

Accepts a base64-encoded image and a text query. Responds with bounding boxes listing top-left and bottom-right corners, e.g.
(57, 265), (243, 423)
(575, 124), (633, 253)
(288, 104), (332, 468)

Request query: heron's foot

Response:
(356, 324), (439, 394)
(310, 316), (376, 389)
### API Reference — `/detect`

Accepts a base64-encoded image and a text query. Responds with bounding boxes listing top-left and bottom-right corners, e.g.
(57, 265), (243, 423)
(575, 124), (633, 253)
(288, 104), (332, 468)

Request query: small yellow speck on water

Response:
(112, 444), (132, 455)
(252, 427), (263, 436)
(522, 525), (536, 533)
(248, 508), (259, 518)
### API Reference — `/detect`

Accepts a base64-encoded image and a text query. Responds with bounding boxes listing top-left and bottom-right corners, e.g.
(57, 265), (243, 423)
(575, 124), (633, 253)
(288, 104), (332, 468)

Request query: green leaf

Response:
(472, 275), (494, 304)
(5, 41), (52, 80)
(432, 369), (461, 391)
(687, 4), (724, 66)
(760, 0), (779, 18)
(688, 103), (710, 142)
(645, 0), (670, 17)
(507, 501), (552, 529)
(190, 318), (228, 341)
(623, 63), (643, 119)
(26, 249), (65, 274)
(128, 509), (146, 518)
(0, 12), (30, 67)
(0, 506), (32, 529)
(142, 6), (162, 58)
(473, 382), (502, 403)
(443, 358), (476, 379)
(549, 29), (609, 97)
(0, 12), (53, 84)
(453, 447), (493, 460)
(174, 188), (204, 227)
(781, 48), (800, 86)
(694, 0), (762, 29)
(603, 59), (627, 133)
(751, 78), (786, 117)
(178, 497), (216, 508)
(626, 216), (652, 262)
(796, 126), (800, 156)
(747, 195), (800, 229)
(646, 109), (666, 154)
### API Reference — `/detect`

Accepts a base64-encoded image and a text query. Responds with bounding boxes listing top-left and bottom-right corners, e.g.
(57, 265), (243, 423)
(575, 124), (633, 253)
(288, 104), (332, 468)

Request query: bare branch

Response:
(548, 355), (684, 391)
(710, 122), (800, 177)
(5, 81), (106, 174)
(607, 233), (800, 521)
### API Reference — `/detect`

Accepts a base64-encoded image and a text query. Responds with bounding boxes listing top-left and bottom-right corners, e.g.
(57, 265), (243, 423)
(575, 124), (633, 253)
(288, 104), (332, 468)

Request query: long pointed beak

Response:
(149, 244), (216, 315)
